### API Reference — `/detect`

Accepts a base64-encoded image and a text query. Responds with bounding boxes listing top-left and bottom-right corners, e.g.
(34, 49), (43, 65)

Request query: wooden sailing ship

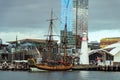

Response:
(29, 10), (73, 71)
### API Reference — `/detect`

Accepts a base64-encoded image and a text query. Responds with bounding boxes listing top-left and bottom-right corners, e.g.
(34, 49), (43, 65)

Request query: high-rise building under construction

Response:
(73, 0), (88, 35)
(72, 0), (88, 48)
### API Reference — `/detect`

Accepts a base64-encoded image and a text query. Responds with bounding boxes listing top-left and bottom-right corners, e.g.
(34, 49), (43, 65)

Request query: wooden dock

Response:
(1, 63), (120, 72)
(0, 63), (30, 71)
(72, 65), (120, 71)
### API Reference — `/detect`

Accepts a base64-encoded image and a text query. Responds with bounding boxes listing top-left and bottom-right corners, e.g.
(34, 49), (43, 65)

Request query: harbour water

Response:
(0, 71), (120, 80)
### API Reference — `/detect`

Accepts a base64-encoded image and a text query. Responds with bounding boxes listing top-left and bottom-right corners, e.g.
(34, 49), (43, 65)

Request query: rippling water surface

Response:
(0, 71), (120, 80)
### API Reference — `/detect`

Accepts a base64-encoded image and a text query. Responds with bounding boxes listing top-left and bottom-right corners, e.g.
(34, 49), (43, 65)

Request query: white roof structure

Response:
(104, 41), (120, 49)
(88, 49), (113, 56)
(104, 41), (120, 55)
(88, 41), (120, 63)
(88, 41), (120, 56)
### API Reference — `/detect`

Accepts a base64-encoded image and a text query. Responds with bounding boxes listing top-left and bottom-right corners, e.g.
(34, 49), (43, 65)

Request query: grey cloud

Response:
(0, 0), (60, 32)
(89, 0), (120, 31)
(0, 0), (120, 34)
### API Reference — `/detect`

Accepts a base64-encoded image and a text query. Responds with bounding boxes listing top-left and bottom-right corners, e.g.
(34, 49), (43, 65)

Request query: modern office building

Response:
(60, 0), (88, 48)
(61, 0), (73, 31)
(61, 0), (74, 48)
(88, 41), (100, 50)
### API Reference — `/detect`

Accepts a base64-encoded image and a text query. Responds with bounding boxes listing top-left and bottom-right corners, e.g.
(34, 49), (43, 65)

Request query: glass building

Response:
(61, 0), (73, 31)
(61, 0), (74, 48)
(60, 0), (88, 48)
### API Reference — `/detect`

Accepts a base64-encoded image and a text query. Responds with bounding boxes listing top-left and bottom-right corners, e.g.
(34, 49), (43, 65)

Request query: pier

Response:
(1, 63), (120, 72)
(72, 64), (120, 71)
(0, 61), (29, 71)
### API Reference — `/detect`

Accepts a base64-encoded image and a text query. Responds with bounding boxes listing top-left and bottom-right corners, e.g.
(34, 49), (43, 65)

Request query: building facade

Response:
(88, 41), (100, 50)
(61, 0), (73, 31)
(61, 0), (74, 49)
(7, 39), (58, 61)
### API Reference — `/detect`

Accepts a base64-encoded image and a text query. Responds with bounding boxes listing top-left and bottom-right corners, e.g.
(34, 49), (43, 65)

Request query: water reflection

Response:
(0, 71), (120, 80)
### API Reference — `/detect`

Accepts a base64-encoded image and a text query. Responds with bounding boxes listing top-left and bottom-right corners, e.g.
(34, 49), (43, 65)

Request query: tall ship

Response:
(29, 10), (73, 71)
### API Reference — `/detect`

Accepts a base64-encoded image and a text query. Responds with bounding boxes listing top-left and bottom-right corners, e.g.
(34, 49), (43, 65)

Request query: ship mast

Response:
(76, 0), (78, 50)
(62, 0), (70, 61)
(63, 17), (67, 61)
(47, 10), (58, 60)
(47, 10), (54, 60)
(16, 35), (18, 49)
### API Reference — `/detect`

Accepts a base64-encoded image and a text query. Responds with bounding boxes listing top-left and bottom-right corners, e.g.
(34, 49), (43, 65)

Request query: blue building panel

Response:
(61, 0), (72, 31)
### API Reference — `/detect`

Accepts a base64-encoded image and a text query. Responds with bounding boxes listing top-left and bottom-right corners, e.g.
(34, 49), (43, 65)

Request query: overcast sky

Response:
(89, 0), (120, 42)
(0, 0), (120, 43)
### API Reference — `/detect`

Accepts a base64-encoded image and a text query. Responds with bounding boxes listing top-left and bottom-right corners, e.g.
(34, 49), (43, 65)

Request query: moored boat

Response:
(35, 64), (72, 71)
(29, 10), (73, 71)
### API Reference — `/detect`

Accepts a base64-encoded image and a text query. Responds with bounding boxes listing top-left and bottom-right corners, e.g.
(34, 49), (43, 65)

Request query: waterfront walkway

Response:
(72, 64), (120, 71)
